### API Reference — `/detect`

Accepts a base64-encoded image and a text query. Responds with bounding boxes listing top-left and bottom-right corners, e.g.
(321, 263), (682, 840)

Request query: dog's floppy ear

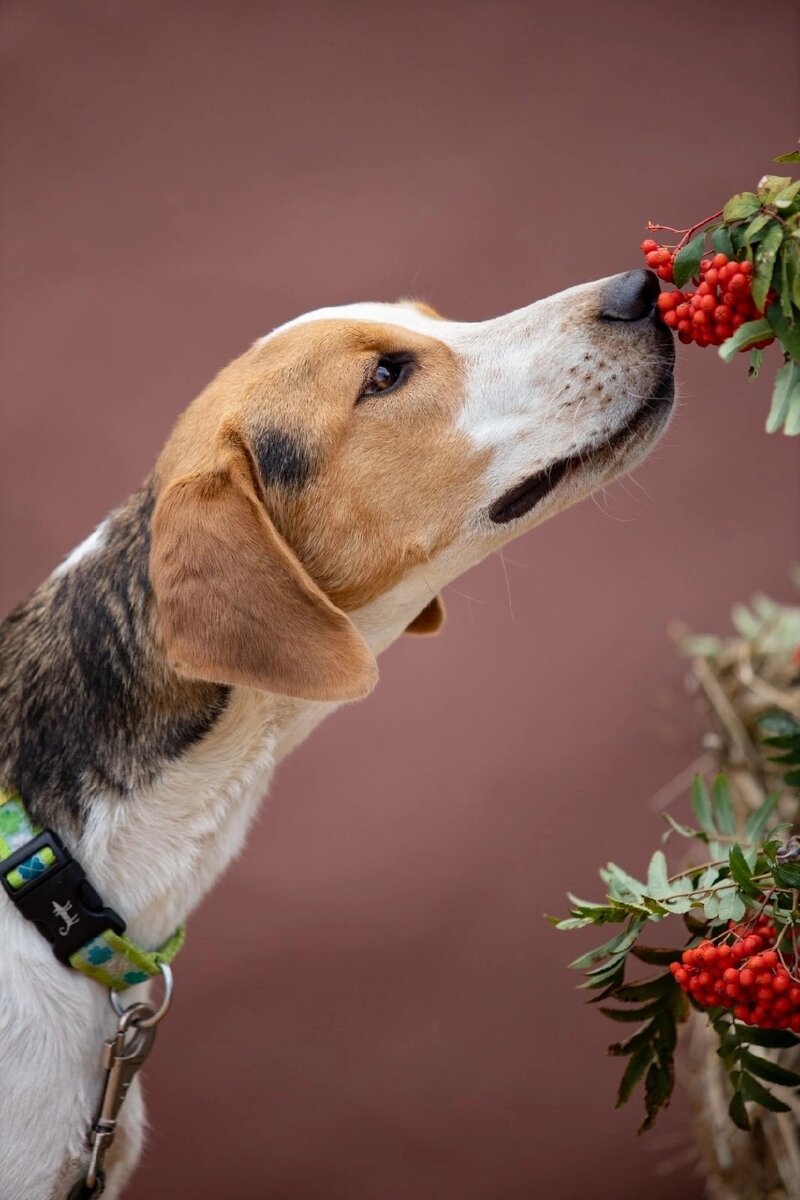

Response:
(405, 595), (446, 635)
(149, 431), (378, 702)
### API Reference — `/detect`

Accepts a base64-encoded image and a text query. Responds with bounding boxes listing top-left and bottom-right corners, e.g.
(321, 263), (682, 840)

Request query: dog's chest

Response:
(76, 689), (285, 947)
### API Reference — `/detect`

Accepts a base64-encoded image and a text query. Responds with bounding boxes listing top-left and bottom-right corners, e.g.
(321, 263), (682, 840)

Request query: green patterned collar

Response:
(0, 788), (183, 990)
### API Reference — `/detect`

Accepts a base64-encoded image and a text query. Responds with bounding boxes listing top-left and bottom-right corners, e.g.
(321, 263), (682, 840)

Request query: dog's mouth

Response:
(488, 376), (674, 526)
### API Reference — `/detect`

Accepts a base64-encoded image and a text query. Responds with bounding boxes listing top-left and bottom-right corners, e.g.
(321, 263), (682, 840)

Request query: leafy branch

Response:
(555, 701), (800, 1133)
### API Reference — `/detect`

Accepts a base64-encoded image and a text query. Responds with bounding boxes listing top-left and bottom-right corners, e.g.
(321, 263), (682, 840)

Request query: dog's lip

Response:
(488, 379), (674, 526)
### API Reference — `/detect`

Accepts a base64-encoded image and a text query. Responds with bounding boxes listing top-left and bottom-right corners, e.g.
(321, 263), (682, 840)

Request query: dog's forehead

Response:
(258, 300), (465, 348)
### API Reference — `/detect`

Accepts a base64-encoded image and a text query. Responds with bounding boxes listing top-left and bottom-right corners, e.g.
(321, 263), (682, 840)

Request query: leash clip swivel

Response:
(82, 964), (174, 1195)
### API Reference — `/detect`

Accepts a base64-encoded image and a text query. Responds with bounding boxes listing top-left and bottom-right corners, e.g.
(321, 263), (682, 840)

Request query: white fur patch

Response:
(52, 519), (110, 578)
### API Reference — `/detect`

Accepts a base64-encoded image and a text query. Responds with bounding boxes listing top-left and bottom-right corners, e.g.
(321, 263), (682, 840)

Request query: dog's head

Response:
(150, 269), (674, 702)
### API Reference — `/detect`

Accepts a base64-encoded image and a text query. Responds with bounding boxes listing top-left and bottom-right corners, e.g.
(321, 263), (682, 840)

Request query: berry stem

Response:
(646, 209), (724, 251)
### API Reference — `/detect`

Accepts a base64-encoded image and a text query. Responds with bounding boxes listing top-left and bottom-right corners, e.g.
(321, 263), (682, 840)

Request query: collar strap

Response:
(0, 789), (184, 990)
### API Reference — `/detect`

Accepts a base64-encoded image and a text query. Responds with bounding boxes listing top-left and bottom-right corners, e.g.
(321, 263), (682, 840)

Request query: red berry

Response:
(657, 265), (674, 281)
(641, 238), (659, 254)
(740, 260), (754, 275)
(730, 273), (747, 291)
(663, 311), (679, 328)
(712, 253), (728, 268)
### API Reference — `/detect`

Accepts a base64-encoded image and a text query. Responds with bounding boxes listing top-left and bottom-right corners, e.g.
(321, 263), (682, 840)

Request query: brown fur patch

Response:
(154, 318), (489, 614)
(150, 432), (377, 701)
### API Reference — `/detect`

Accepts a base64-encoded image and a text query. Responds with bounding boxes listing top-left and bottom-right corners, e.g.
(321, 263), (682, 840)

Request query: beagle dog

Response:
(0, 269), (674, 1199)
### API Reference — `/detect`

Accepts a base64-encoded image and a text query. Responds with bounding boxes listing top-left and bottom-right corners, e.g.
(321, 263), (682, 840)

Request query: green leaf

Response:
(659, 894), (695, 916)
(728, 1090), (751, 1131)
(652, 1009), (678, 1067)
(722, 192), (760, 222)
(775, 180), (800, 210)
(712, 225), (735, 256)
(579, 963), (626, 991)
(775, 150), (800, 164)
(608, 1019), (659, 1057)
(662, 812), (699, 840)
(691, 776), (716, 836)
(718, 318), (773, 362)
(703, 892), (721, 921)
(639, 1062), (674, 1132)
(752, 223), (785, 312)
(568, 928), (640, 970)
(717, 889), (747, 923)
(749, 347), (764, 378)
(616, 1044), (653, 1107)
(598, 999), (665, 1023)
(613, 973), (673, 1003)
(601, 863), (647, 904)
(759, 710), (800, 741)
(767, 306), (800, 364)
(672, 232), (707, 289)
(779, 245), (796, 319)
(758, 176), (792, 204)
(735, 1025), (800, 1049)
(773, 859), (800, 888)
(583, 950), (632, 978)
(728, 844), (761, 897)
(712, 775), (736, 835)
(743, 211), (774, 244)
(629, 944), (682, 966)
(746, 793), (780, 843)
(646, 850), (671, 899)
(740, 1072), (791, 1113)
(741, 1050), (800, 1088)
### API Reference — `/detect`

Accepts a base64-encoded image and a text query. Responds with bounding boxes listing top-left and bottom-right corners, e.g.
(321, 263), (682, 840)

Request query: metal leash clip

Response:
(81, 963), (174, 1195)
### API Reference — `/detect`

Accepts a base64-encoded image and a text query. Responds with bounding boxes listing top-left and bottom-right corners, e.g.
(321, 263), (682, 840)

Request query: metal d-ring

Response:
(109, 962), (174, 1028)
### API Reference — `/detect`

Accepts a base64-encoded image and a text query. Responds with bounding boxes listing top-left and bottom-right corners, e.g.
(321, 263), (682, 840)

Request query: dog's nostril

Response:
(600, 269), (660, 322)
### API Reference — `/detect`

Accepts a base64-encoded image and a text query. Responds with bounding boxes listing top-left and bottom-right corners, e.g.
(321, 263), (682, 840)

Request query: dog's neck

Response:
(0, 484), (435, 950)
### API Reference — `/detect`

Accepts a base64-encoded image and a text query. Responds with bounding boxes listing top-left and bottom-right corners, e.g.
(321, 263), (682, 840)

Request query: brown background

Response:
(2, 2), (799, 1197)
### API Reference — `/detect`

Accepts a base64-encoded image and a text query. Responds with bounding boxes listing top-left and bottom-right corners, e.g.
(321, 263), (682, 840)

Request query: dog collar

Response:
(0, 788), (184, 990)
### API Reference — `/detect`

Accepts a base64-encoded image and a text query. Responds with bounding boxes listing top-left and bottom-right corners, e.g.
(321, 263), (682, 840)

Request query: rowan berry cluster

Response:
(640, 239), (775, 351)
(670, 914), (800, 1030)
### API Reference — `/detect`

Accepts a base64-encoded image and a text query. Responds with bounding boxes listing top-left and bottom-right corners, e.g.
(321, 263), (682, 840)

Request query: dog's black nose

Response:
(600, 269), (660, 321)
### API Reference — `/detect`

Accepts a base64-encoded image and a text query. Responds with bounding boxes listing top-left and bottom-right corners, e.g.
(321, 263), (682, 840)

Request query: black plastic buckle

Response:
(0, 829), (125, 964)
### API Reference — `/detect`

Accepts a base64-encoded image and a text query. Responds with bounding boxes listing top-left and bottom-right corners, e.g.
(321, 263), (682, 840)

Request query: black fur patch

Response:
(253, 429), (313, 490)
(0, 482), (229, 831)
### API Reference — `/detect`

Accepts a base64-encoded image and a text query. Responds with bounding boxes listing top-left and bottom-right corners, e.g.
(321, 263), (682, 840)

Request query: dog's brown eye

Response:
(359, 355), (412, 401)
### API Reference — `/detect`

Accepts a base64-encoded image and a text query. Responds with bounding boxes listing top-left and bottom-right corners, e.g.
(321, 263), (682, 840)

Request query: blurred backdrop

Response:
(2, 2), (799, 1197)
